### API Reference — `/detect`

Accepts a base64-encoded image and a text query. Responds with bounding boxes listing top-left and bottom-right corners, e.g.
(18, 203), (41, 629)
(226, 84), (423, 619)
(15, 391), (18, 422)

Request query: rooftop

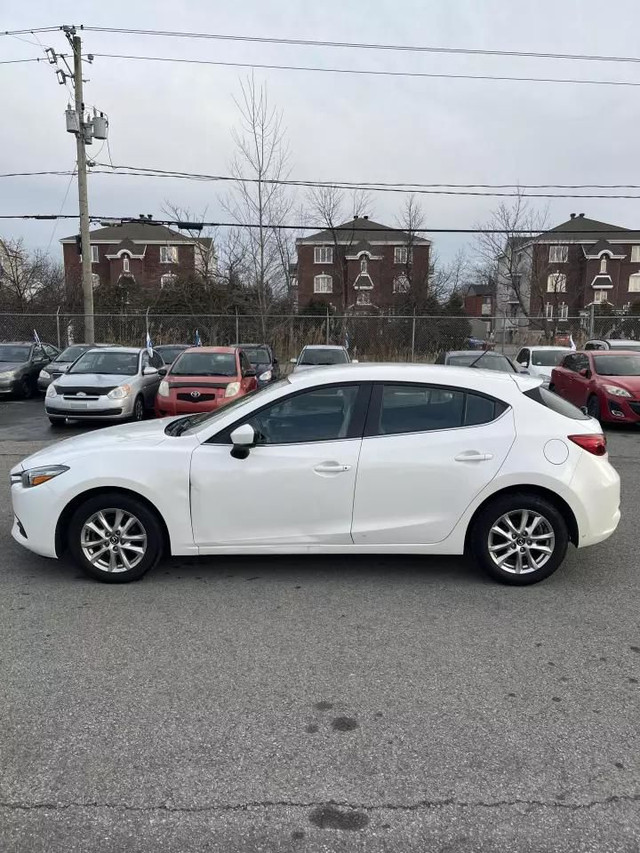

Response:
(298, 216), (430, 245)
(61, 220), (212, 244)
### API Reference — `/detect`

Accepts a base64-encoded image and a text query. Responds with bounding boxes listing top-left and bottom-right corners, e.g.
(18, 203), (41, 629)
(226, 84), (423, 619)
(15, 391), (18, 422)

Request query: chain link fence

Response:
(2, 311), (639, 361)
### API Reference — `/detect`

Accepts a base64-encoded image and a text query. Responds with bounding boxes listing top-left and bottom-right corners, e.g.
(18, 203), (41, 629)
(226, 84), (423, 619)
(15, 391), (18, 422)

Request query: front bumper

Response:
(45, 394), (134, 420)
(601, 395), (640, 424)
(155, 394), (239, 417)
(0, 376), (20, 395)
(11, 481), (59, 558)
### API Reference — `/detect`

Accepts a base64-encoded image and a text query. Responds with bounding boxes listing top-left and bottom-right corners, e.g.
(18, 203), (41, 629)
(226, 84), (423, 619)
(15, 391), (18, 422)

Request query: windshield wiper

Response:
(467, 350), (490, 369)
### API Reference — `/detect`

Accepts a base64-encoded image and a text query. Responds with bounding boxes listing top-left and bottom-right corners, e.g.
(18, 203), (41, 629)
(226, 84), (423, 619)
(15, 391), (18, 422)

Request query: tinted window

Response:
(516, 349), (530, 364)
(593, 355), (640, 376)
(240, 352), (252, 374)
(69, 351), (139, 375)
(374, 385), (507, 435)
(562, 354), (578, 371)
(524, 386), (589, 420)
(171, 352), (237, 377)
(242, 347), (271, 365)
(585, 341), (604, 350)
(574, 354), (590, 372)
(0, 345), (31, 362)
(246, 385), (359, 444)
(531, 349), (568, 366)
(58, 345), (90, 362)
(300, 348), (348, 365)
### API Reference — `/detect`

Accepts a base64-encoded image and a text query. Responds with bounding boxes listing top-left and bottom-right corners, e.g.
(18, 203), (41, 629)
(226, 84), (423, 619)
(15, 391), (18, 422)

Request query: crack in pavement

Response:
(1, 794), (639, 814)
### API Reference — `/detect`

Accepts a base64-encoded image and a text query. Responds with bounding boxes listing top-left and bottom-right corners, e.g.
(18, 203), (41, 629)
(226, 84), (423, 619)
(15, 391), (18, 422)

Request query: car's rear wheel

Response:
(68, 493), (164, 583)
(18, 377), (33, 399)
(469, 493), (569, 585)
(48, 416), (66, 427)
(587, 394), (601, 421)
(132, 395), (145, 422)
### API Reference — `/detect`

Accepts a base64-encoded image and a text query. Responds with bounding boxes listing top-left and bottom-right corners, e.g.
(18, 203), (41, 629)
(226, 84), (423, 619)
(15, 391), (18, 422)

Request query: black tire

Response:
(68, 492), (164, 583)
(18, 377), (33, 399)
(49, 416), (66, 427)
(469, 493), (569, 586)
(548, 383), (555, 393)
(587, 394), (601, 421)
(132, 395), (145, 422)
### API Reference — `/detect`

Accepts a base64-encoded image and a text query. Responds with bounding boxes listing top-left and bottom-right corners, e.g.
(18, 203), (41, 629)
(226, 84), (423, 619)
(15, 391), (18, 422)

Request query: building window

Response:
(394, 246), (411, 264)
(90, 245), (99, 263)
(481, 296), (492, 315)
(558, 303), (569, 321)
(593, 289), (608, 304)
(160, 245), (178, 264)
(356, 291), (372, 305)
(91, 273), (100, 290)
(314, 246), (333, 264)
(629, 273), (640, 292)
(545, 303), (553, 319)
(314, 274), (333, 294)
(549, 245), (568, 263)
(393, 273), (410, 293)
(122, 256), (130, 273)
(160, 273), (177, 289)
(632, 246), (640, 263)
(599, 256), (608, 274)
(547, 273), (567, 293)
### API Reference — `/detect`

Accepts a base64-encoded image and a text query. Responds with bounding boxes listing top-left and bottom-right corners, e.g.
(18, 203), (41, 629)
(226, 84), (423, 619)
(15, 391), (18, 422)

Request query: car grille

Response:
(46, 406), (123, 416)
(169, 381), (229, 389)
(55, 385), (118, 398)
(628, 402), (640, 415)
(176, 392), (218, 403)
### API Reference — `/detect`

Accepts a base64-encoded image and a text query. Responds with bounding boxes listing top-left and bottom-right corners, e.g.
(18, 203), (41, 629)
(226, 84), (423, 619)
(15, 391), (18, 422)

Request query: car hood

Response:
(0, 361), (27, 372)
(46, 361), (71, 373)
(529, 365), (554, 378)
(597, 375), (640, 394)
(54, 371), (136, 388)
(10, 418), (178, 473)
(166, 374), (238, 387)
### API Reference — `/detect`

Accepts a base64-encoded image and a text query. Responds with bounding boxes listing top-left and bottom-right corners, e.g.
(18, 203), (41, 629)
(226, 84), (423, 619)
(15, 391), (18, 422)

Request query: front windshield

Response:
(609, 341), (640, 352)
(242, 348), (270, 365)
(593, 355), (640, 376)
(176, 378), (291, 435)
(58, 345), (89, 363)
(170, 352), (237, 377)
(447, 354), (513, 372)
(157, 347), (186, 364)
(300, 348), (348, 365)
(0, 345), (31, 362)
(531, 349), (568, 366)
(69, 351), (139, 375)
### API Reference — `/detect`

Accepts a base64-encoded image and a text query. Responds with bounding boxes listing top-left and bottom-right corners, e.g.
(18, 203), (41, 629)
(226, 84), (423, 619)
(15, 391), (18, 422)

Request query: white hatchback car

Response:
(11, 364), (620, 585)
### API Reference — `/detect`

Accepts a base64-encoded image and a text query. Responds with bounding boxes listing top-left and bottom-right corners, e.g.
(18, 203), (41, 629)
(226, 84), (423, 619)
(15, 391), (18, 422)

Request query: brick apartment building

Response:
(496, 214), (640, 338)
(61, 218), (213, 298)
(293, 216), (430, 313)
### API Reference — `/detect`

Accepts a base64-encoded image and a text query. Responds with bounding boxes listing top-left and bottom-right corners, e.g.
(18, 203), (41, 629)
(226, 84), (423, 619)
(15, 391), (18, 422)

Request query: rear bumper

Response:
(570, 453), (621, 548)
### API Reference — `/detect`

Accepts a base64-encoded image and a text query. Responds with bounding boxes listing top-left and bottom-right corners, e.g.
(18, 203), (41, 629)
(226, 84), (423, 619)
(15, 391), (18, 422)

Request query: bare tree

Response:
(223, 75), (293, 338)
(395, 194), (430, 303)
(0, 238), (63, 311)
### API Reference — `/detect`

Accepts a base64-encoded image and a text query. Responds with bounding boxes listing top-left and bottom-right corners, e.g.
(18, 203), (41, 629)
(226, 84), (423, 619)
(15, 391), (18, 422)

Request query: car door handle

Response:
(314, 462), (352, 474)
(454, 451), (493, 462)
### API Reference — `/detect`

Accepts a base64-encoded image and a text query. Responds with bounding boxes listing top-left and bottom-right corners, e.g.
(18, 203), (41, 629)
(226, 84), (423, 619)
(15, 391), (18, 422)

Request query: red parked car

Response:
(550, 350), (640, 423)
(155, 346), (258, 417)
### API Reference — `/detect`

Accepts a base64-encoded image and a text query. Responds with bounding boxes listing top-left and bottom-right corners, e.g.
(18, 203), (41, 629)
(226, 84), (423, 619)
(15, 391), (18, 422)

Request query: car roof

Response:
(301, 344), (346, 350)
(155, 343), (189, 349)
(525, 345), (572, 350)
(584, 348), (640, 355)
(446, 350), (505, 357)
(237, 342), (270, 348)
(181, 346), (238, 354)
(92, 347), (142, 354)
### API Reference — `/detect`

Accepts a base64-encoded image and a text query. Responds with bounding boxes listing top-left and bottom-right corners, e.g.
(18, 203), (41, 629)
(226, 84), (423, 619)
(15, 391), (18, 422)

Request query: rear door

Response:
(351, 383), (516, 545)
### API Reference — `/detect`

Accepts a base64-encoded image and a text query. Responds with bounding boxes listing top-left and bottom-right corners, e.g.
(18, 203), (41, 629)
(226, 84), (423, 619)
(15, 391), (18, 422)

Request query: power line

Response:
(0, 57), (47, 65)
(0, 26), (61, 36)
(90, 52), (640, 88)
(81, 25), (640, 66)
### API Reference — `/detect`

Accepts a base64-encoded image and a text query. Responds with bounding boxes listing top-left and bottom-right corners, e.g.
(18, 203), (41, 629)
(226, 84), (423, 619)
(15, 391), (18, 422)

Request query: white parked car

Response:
(11, 364), (620, 585)
(291, 345), (354, 373)
(514, 346), (573, 383)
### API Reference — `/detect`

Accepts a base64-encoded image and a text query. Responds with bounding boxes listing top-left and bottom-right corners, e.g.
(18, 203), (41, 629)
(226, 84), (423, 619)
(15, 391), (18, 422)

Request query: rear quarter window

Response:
(524, 386), (590, 420)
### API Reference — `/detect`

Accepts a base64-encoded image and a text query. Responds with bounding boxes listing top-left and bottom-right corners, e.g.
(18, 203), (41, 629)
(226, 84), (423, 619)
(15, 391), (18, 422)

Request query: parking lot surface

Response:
(1, 398), (639, 852)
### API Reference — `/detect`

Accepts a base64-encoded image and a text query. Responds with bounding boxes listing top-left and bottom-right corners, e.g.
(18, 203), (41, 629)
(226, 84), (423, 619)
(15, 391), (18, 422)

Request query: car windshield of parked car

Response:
(171, 352), (237, 377)
(593, 355), (640, 376)
(0, 345), (31, 362)
(156, 347), (186, 364)
(69, 351), (139, 375)
(300, 348), (348, 365)
(531, 349), (568, 366)
(447, 353), (513, 372)
(242, 348), (271, 365)
(58, 345), (89, 363)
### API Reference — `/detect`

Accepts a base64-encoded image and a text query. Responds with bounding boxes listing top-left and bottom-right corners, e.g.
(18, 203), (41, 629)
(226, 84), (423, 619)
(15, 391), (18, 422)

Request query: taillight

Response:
(568, 434), (607, 456)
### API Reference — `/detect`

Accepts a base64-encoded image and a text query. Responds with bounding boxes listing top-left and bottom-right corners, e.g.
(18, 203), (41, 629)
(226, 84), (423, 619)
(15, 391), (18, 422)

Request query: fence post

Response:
(326, 307), (330, 345)
(235, 308), (239, 344)
(55, 306), (61, 349)
(410, 311), (416, 362)
(500, 316), (506, 353)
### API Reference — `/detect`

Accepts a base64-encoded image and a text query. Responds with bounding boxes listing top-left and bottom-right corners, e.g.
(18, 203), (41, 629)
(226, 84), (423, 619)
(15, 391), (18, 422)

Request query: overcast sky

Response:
(3, 0), (640, 265)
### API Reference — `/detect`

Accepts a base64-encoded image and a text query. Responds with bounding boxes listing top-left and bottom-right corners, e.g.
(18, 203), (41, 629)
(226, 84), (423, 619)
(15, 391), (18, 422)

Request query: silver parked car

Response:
(291, 344), (354, 373)
(37, 343), (115, 391)
(45, 347), (165, 426)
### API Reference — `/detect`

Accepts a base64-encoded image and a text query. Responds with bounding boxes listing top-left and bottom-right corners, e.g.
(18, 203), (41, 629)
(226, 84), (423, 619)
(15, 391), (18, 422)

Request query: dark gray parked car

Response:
(37, 343), (115, 391)
(0, 341), (60, 398)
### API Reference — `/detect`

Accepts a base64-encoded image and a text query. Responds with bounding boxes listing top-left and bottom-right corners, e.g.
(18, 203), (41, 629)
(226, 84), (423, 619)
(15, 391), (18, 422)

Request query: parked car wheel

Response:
(132, 395), (145, 422)
(68, 493), (164, 583)
(18, 377), (33, 399)
(48, 416), (66, 427)
(587, 394), (601, 422)
(469, 493), (569, 585)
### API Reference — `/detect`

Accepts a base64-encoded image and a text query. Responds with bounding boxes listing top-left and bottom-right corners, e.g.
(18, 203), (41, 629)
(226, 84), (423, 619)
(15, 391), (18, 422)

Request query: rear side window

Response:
(524, 386), (589, 420)
(370, 384), (508, 436)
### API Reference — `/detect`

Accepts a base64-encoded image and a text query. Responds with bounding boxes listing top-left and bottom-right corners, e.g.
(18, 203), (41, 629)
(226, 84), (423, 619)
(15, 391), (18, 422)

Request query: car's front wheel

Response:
(469, 493), (569, 585)
(18, 377), (33, 399)
(132, 395), (145, 422)
(68, 493), (164, 583)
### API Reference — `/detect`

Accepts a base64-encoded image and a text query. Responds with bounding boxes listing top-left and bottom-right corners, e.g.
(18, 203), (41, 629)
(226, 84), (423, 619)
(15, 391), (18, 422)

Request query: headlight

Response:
(20, 465), (69, 488)
(158, 380), (170, 397)
(40, 369), (51, 379)
(259, 370), (272, 382)
(46, 384), (57, 398)
(0, 370), (16, 379)
(225, 381), (241, 397)
(107, 384), (132, 400)
(604, 385), (632, 398)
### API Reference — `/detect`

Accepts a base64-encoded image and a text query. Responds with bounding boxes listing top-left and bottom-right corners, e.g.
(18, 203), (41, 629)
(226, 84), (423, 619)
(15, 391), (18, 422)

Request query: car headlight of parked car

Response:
(46, 384), (57, 398)
(225, 382), (241, 397)
(604, 385), (632, 398)
(0, 369), (17, 379)
(158, 380), (169, 397)
(40, 369), (51, 379)
(107, 384), (132, 400)
(17, 465), (70, 488)
(259, 370), (272, 382)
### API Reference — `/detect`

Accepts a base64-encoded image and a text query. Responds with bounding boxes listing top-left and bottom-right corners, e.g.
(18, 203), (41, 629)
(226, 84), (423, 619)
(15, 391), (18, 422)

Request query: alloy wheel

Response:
(80, 508), (148, 573)
(134, 398), (144, 421)
(487, 509), (555, 575)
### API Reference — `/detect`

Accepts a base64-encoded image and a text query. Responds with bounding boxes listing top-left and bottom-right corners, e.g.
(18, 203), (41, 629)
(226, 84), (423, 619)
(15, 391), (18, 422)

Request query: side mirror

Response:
(230, 423), (256, 459)
(290, 357), (297, 364)
(244, 368), (257, 377)
(158, 367), (167, 377)
(579, 368), (591, 378)
(143, 366), (158, 376)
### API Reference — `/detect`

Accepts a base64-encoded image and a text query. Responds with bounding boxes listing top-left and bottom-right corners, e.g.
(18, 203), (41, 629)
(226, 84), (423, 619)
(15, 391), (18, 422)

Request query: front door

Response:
(190, 383), (367, 548)
(351, 383), (516, 545)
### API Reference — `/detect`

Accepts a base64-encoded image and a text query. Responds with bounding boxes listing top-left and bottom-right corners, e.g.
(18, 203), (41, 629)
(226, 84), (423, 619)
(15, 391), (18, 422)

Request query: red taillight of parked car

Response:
(568, 434), (607, 456)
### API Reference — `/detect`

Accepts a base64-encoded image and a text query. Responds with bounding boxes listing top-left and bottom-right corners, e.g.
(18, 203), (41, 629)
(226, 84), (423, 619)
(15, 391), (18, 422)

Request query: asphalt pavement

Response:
(0, 397), (639, 852)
